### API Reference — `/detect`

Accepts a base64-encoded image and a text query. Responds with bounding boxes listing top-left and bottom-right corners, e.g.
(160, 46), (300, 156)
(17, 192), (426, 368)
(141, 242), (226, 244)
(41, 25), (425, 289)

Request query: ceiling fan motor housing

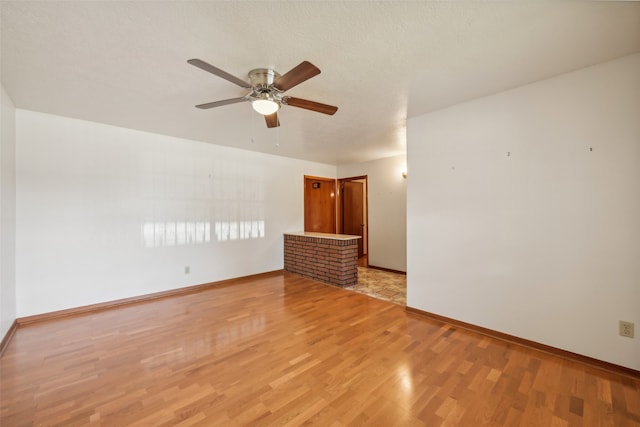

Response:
(249, 69), (280, 91)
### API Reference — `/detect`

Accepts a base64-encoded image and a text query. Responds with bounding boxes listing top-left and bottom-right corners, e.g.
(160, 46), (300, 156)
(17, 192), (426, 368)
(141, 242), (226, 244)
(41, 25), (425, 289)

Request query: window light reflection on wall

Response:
(140, 156), (266, 248)
(142, 221), (211, 248)
(214, 220), (265, 242)
(142, 220), (266, 246)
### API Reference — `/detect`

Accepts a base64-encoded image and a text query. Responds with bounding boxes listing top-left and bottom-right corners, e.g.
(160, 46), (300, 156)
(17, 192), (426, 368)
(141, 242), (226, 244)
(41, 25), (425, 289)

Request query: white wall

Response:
(407, 53), (640, 370)
(16, 111), (336, 317)
(338, 154), (407, 272)
(1, 84), (17, 339)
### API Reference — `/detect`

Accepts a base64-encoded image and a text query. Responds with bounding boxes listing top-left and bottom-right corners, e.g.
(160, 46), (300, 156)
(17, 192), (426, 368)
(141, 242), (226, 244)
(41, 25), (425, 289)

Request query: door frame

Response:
(337, 175), (369, 266)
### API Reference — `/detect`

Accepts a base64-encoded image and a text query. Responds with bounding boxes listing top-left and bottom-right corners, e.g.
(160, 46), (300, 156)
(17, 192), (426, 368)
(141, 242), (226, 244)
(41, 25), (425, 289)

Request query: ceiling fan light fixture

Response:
(252, 97), (280, 115)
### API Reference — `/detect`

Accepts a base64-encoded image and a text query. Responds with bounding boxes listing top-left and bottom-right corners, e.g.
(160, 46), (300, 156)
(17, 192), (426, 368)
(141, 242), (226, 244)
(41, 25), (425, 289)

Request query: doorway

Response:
(302, 175), (369, 265)
(339, 176), (368, 264)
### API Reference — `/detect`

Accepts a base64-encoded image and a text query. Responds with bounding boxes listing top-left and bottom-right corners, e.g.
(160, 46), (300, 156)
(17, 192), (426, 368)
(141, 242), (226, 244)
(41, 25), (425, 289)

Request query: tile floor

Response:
(345, 264), (407, 306)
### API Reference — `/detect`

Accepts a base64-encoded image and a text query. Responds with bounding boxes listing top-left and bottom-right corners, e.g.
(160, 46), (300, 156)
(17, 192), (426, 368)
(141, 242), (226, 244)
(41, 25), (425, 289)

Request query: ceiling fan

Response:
(187, 59), (338, 128)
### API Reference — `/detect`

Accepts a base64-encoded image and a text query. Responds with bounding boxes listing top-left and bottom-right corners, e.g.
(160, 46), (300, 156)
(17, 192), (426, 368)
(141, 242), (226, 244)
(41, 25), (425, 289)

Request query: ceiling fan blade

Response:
(283, 97), (338, 115)
(272, 61), (321, 92)
(264, 112), (280, 128)
(195, 97), (248, 109)
(187, 59), (252, 89)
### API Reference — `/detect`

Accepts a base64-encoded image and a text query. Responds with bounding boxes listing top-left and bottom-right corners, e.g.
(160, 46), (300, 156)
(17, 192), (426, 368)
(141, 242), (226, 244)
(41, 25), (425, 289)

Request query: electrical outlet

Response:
(185, 266), (190, 275)
(619, 321), (634, 338)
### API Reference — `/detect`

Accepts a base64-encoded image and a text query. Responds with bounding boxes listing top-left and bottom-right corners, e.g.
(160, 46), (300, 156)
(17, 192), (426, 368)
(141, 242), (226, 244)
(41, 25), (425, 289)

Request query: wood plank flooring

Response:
(1, 272), (639, 426)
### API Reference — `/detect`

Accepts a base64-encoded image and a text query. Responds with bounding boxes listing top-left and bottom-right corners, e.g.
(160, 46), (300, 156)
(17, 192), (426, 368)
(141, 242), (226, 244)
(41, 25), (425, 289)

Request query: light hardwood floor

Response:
(1, 272), (638, 426)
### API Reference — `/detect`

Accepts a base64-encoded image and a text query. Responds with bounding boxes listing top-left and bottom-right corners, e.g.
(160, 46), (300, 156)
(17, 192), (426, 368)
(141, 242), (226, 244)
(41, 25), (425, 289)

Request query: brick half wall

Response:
(284, 234), (359, 287)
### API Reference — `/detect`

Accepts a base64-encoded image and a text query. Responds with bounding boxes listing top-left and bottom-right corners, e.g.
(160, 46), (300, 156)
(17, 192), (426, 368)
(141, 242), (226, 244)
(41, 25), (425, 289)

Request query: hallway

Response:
(346, 258), (406, 305)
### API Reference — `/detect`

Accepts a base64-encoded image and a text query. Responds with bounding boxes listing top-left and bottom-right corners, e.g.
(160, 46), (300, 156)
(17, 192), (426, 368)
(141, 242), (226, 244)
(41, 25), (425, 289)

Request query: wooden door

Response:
(304, 176), (336, 233)
(342, 181), (364, 257)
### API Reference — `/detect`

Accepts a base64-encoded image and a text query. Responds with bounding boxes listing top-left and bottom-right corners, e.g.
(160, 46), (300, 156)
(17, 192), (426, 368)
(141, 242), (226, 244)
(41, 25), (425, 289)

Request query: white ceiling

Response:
(2, 1), (639, 165)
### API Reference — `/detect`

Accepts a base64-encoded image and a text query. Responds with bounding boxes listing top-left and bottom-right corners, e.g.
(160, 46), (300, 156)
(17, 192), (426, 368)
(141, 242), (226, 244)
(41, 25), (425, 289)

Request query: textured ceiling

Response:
(2, 1), (639, 165)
